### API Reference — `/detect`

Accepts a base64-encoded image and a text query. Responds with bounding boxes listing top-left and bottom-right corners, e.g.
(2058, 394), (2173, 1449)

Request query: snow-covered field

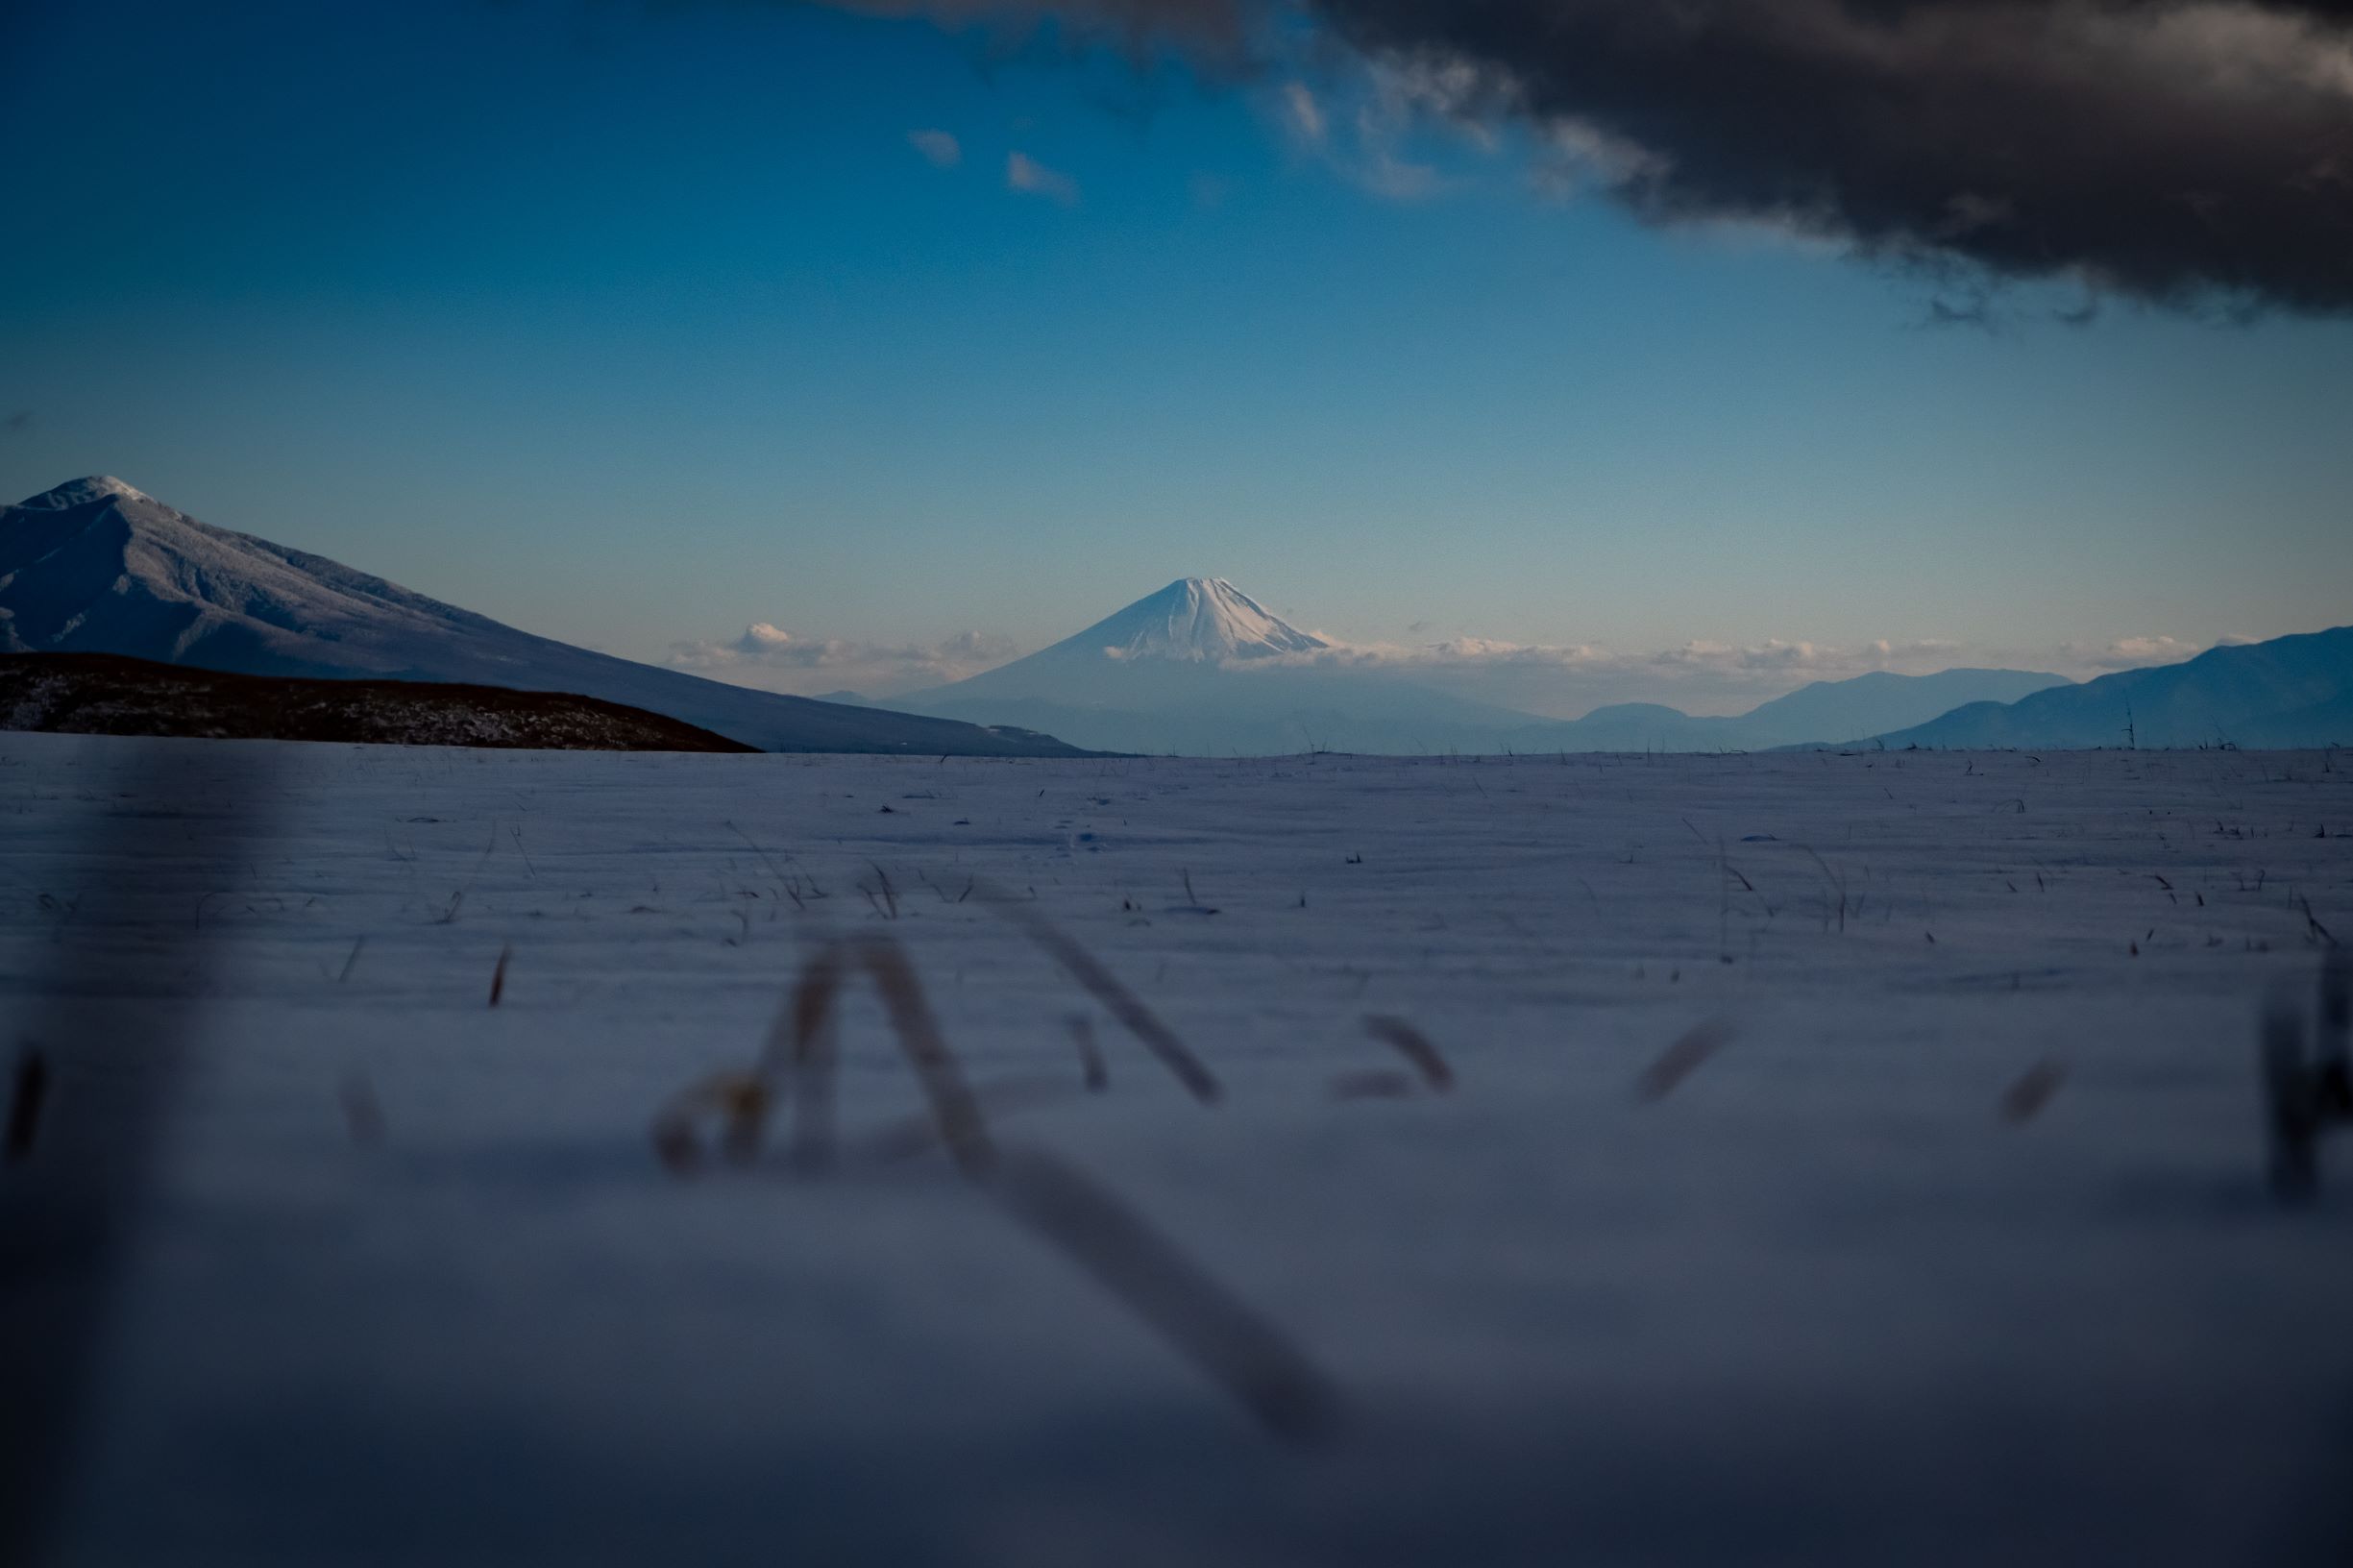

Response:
(5, 734), (2350, 1565)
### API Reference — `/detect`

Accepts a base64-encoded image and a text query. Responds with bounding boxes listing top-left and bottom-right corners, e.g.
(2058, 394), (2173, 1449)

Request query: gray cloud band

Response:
(1307, 0), (2353, 312)
(832, 0), (2353, 313)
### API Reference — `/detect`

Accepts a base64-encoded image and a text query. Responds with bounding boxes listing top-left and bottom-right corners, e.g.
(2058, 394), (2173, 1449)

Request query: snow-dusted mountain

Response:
(924, 577), (1331, 706)
(897, 577), (1541, 754)
(0, 478), (1087, 756)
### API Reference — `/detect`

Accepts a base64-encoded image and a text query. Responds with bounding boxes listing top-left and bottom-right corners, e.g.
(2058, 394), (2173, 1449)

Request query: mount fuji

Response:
(937, 577), (1333, 694)
(0, 478), (1087, 756)
(898, 577), (1551, 755)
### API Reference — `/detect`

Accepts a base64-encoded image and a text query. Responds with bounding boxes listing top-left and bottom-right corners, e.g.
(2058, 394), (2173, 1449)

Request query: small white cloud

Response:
(1265, 635), (1871, 678)
(1274, 66), (1451, 203)
(1359, 147), (1441, 201)
(2065, 634), (2208, 671)
(1283, 82), (1326, 145)
(1243, 630), (2001, 718)
(907, 129), (963, 169)
(1007, 151), (1080, 206)
(1533, 116), (1671, 201)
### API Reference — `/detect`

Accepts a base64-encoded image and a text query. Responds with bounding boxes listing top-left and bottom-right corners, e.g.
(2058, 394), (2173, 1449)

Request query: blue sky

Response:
(5, 0), (2349, 714)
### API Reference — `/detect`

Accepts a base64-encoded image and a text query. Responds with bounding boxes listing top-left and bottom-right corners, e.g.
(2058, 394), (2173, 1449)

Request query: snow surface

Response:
(5, 734), (2351, 1564)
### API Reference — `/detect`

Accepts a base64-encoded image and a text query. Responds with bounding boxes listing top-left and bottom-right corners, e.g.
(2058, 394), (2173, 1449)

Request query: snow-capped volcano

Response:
(1085, 577), (1330, 664)
(922, 577), (1331, 696)
(896, 576), (1541, 754)
(0, 478), (1088, 756)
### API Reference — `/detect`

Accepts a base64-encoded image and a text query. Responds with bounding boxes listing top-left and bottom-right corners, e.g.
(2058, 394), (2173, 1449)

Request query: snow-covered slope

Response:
(0, 478), (1089, 756)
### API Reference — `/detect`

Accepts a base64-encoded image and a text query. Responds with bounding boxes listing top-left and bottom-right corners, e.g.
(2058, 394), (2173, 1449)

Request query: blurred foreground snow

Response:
(3, 736), (2349, 1565)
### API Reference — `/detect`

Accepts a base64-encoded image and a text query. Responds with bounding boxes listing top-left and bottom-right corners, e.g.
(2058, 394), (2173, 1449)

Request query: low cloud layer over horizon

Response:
(666, 624), (1023, 698)
(670, 602), (2257, 715)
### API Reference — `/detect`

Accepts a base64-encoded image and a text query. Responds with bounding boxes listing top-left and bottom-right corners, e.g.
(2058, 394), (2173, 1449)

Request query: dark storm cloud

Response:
(794, 3), (2353, 311)
(1299, 1), (2353, 311)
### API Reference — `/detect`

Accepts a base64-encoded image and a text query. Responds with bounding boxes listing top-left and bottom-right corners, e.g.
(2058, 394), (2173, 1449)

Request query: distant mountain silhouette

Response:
(901, 576), (2074, 755)
(1531, 669), (2075, 751)
(1743, 669), (2075, 743)
(0, 478), (1090, 756)
(1870, 626), (2353, 749)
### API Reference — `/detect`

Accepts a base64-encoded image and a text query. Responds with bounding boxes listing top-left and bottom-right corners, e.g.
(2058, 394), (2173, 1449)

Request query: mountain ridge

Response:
(0, 478), (1091, 757)
(1867, 625), (2353, 750)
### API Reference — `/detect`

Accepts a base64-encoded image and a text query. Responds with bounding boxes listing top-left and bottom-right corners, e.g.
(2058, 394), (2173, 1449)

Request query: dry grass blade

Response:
(648, 922), (1344, 1443)
(651, 938), (981, 1177)
(988, 1143), (1342, 1446)
(6, 1047), (51, 1165)
(977, 888), (1222, 1104)
(488, 943), (511, 1008)
(2261, 994), (2318, 1201)
(1999, 1059), (2068, 1124)
(724, 819), (796, 892)
(1636, 1018), (1737, 1102)
(851, 933), (996, 1175)
(0, 742), (277, 1568)
(765, 943), (846, 1172)
(2322, 949), (2350, 1066)
(1362, 1016), (1453, 1091)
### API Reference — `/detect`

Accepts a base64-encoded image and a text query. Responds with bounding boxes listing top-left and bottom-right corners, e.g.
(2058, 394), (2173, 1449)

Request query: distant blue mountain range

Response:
(1868, 625), (2353, 750)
